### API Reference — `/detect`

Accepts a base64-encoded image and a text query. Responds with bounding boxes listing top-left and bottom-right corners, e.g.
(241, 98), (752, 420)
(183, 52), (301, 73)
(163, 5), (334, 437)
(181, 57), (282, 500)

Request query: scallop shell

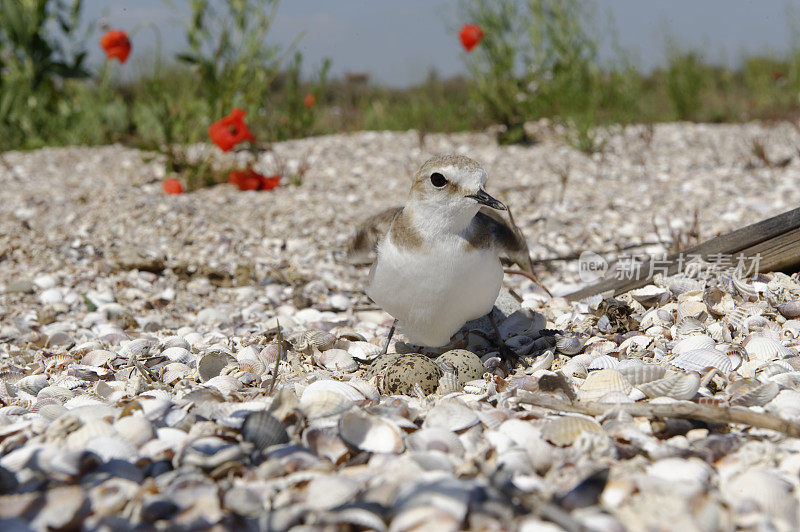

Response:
(157, 335), (191, 352)
(241, 410), (289, 451)
(162, 347), (193, 365)
(348, 379), (380, 404)
(555, 335), (585, 356)
(338, 411), (404, 454)
(315, 349), (359, 372)
(236, 346), (267, 375)
(618, 363), (666, 385)
(197, 351), (235, 382)
(292, 329), (336, 352)
(637, 372), (700, 400)
(677, 301), (708, 323)
(424, 400), (479, 431)
(671, 348), (732, 373)
(729, 379), (780, 407)
(672, 335), (715, 355)
(743, 334), (794, 361)
(725, 469), (798, 526)
(630, 285), (668, 307)
(668, 277), (702, 296)
(579, 369), (632, 401)
(437, 372), (461, 395)
(406, 427), (465, 456)
(587, 354), (619, 370)
(16, 375), (49, 396)
(346, 341), (383, 362)
(779, 300), (800, 319)
(118, 338), (154, 359)
(202, 375), (243, 395)
(81, 349), (116, 367)
(542, 416), (605, 446)
(300, 381), (363, 419)
(303, 426), (350, 464)
(674, 317), (707, 338)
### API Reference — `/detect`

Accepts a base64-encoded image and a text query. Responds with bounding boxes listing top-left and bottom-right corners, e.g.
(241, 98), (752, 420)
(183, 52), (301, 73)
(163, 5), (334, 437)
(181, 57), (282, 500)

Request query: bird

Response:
(347, 154), (533, 350)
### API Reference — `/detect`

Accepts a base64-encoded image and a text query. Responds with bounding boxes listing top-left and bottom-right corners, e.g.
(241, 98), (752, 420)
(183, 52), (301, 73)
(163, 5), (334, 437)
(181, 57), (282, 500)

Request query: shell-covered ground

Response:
(2, 123), (800, 530)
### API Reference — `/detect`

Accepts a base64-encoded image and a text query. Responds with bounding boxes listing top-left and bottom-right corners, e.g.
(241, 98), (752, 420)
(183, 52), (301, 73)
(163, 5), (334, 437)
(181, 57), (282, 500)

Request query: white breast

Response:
(367, 235), (503, 346)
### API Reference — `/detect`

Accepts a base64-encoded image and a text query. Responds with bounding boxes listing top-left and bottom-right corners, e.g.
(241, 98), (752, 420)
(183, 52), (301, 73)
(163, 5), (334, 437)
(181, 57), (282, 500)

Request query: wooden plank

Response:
(564, 206), (800, 301)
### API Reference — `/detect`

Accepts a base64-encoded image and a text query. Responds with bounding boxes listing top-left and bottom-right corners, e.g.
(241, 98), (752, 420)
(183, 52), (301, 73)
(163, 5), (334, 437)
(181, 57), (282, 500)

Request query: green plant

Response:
(0, 0), (91, 148)
(666, 47), (705, 120)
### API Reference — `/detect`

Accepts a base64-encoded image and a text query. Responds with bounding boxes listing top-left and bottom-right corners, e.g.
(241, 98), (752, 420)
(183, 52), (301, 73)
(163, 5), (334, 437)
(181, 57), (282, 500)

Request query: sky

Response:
(85, 0), (799, 87)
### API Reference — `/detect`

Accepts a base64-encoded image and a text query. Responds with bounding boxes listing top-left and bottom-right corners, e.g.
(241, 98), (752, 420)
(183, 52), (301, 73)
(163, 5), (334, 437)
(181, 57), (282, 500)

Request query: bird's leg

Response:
(488, 311), (517, 363)
(380, 319), (398, 355)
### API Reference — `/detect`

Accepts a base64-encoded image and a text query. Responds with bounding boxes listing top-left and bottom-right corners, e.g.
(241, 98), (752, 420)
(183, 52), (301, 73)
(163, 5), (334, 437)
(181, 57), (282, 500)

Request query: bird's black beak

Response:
(467, 189), (507, 210)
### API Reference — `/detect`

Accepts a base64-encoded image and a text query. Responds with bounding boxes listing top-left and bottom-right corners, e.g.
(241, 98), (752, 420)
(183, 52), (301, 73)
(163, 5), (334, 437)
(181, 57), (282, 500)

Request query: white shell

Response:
(618, 363), (666, 385)
(338, 411), (404, 453)
(424, 400), (479, 432)
(346, 341), (383, 362)
(579, 369), (632, 401)
(162, 347), (193, 365)
(587, 354), (619, 370)
(743, 334), (794, 361)
(671, 348), (732, 373)
(197, 351), (235, 382)
(637, 372), (700, 400)
(315, 349), (359, 372)
(672, 335), (715, 355)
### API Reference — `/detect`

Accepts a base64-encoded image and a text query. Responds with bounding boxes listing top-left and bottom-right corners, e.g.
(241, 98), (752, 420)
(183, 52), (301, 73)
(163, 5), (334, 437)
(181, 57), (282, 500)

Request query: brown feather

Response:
(346, 206), (403, 264)
(466, 207), (532, 271)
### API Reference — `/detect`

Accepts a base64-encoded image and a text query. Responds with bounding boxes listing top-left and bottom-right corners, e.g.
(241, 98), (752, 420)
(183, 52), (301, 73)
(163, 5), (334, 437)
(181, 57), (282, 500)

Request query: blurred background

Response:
(3, 0), (800, 152)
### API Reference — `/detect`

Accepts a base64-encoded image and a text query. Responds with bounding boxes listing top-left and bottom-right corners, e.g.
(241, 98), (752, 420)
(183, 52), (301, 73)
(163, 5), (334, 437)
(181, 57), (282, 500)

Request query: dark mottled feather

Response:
(346, 206), (403, 264)
(468, 207), (532, 271)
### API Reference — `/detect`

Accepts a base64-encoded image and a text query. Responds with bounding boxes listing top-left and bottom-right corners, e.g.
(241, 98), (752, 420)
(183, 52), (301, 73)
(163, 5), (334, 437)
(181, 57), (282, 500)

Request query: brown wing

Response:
(346, 206), (403, 265)
(470, 207), (532, 271)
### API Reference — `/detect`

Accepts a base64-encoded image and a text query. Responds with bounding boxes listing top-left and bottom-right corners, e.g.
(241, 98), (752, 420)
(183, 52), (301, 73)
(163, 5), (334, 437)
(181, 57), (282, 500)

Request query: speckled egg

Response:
(363, 353), (404, 381)
(378, 354), (442, 395)
(436, 349), (484, 385)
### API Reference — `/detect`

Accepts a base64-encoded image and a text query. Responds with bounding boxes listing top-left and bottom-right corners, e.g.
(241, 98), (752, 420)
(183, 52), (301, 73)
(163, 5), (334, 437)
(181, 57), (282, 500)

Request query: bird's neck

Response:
(405, 201), (479, 239)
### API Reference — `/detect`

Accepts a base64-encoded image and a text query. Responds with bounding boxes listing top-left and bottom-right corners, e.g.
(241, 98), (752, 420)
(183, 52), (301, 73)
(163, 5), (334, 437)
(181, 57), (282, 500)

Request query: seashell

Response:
(676, 300), (708, 323)
(305, 475), (362, 512)
(241, 410), (289, 451)
(672, 335), (715, 355)
(618, 363), (666, 385)
(729, 379), (779, 407)
(672, 348), (732, 374)
(119, 338), (155, 359)
(38, 385), (76, 403)
(630, 285), (668, 307)
(303, 425), (349, 464)
(587, 354), (619, 370)
(529, 350), (554, 372)
(300, 385), (358, 419)
(436, 372), (461, 395)
(303, 379), (368, 403)
(70, 341), (105, 357)
(435, 350), (484, 385)
(618, 335), (652, 355)
(424, 399), (479, 431)
(236, 346), (267, 375)
(292, 329), (336, 352)
(406, 427), (465, 456)
(16, 374), (49, 396)
(647, 457), (712, 489)
(560, 360), (588, 379)
(725, 469), (798, 527)
(674, 317), (706, 338)
(162, 347), (193, 365)
(668, 277), (702, 296)
(703, 287), (735, 316)
(315, 349), (359, 372)
(161, 363), (191, 385)
(197, 351), (235, 382)
(346, 341), (383, 362)
(555, 334), (585, 355)
(579, 369), (632, 401)
(743, 334), (794, 361)
(202, 375), (243, 395)
(637, 372), (700, 400)
(779, 300), (800, 319)
(81, 349), (116, 367)
(542, 416), (605, 446)
(29, 486), (90, 531)
(338, 411), (404, 453)
(330, 327), (367, 342)
(348, 379), (380, 404)
(86, 435), (138, 462)
(44, 354), (76, 371)
(113, 415), (155, 447)
(157, 335), (191, 352)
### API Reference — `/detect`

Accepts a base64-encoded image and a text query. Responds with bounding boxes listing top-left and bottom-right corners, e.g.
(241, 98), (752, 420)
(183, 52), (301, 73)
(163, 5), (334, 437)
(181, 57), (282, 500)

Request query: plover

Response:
(348, 154), (532, 349)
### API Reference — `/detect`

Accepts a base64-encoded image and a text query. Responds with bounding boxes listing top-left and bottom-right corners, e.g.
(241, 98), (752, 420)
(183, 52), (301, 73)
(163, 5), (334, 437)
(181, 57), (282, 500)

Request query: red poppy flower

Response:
(208, 108), (255, 152)
(229, 170), (281, 191)
(304, 93), (315, 109)
(773, 70), (784, 81)
(459, 24), (483, 52)
(162, 178), (183, 194)
(100, 30), (131, 63)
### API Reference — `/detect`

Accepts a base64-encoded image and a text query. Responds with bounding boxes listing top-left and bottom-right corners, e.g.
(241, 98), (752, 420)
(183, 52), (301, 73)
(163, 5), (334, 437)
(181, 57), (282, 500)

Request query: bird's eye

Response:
(430, 172), (447, 188)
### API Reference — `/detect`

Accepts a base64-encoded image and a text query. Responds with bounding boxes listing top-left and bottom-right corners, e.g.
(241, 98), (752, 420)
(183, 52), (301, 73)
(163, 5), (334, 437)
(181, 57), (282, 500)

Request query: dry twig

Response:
(517, 391), (800, 438)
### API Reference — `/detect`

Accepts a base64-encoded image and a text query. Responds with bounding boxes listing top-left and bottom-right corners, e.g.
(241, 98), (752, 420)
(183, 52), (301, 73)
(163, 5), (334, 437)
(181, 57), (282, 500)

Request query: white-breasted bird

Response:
(347, 154), (532, 349)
